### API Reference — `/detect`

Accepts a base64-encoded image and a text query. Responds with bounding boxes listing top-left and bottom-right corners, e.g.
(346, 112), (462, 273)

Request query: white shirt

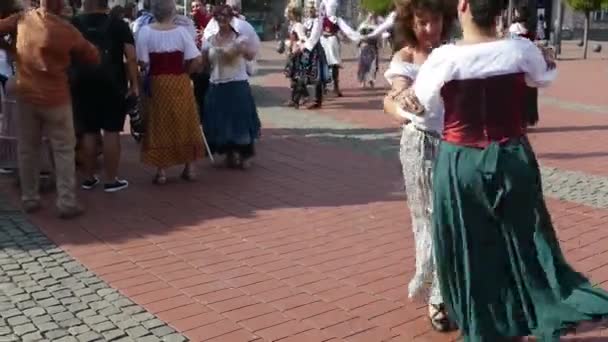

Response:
(202, 35), (250, 84)
(384, 56), (443, 134)
(367, 11), (396, 39)
(203, 16), (260, 57)
(135, 26), (201, 64)
(413, 38), (557, 127)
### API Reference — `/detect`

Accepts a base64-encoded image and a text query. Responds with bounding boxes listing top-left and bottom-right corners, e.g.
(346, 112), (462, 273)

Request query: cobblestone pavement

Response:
(0, 42), (606, 342)
(0, 210), (188, 342)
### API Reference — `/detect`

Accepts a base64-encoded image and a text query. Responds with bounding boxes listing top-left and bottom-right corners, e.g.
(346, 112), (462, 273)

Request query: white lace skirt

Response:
(320, 35), (341, 66)
(399, 123), (443, 305)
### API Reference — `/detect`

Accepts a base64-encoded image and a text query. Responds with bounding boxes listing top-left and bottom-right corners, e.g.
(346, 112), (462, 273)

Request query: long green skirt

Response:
(432, 138), (608, 341)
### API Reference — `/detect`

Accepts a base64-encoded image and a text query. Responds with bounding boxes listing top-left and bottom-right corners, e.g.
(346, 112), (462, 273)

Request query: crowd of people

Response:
(1, 0), (608, 340)
(0, 0), (261, 219)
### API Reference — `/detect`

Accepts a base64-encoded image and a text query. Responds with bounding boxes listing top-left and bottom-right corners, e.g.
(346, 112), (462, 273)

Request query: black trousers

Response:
(191, 72), (210, 123)
(291, 79), (323, 106)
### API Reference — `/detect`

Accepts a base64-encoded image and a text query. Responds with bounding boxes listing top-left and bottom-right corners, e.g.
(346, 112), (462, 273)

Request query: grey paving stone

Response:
(126, 325), (149, 338)
(13, 323), (36, 336)
(68, 324), (90, 335)
(162, 334), (188, 342)
(92, 321), (115, 333)
(0, 213), (188, 342)
(138, 335), (162, 342)
(19, 294), (38, 304)
(142, 319), (165, 330)
(82, 315), (106, 326)
(6, 315), (29, 326)
(35, 321), (59, 333)
(21, 331), (43, 341)
(32, 315), (53, 326)
(57, 318), (82, 328)
(132, 312), (155, 323)
(151, 326), (176, 337)
(102, 328), (126, 341)
(75, 331), (103, 342)
(46, 305), (67, 314)
(44, 328), (69, 340)
(22, 307), (46, 318)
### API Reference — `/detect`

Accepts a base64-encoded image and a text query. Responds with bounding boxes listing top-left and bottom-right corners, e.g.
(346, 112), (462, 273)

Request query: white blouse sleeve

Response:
(337, 18), (361, 42)
(413, 45), (455, 114)
(509, 22), (528, 35)
(519, 39), (557, 88)
(203, 19), (219, 40)
(135, 26), (150, 64)
(304, 17), (322, 51)
(181, 27), (201, 60)
(293, 23), (307, 43)
(367, 11), (395, 38)
(201, 37), (211, 53)
(384, 57), (418, 85)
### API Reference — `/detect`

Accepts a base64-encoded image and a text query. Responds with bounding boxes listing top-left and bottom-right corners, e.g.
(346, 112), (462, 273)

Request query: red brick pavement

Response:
(3, 42), (608, 341)
(7, 132), (608, 341)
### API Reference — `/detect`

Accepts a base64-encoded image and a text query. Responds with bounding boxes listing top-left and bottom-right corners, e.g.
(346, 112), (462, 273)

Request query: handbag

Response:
(125, 95), (144, 143)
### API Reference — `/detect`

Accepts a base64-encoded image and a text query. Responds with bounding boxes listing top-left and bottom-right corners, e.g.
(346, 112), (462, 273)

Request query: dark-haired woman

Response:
(202, 5), (260, 169)
(408, 0), (608, 340)
(383, 0), (456, 332)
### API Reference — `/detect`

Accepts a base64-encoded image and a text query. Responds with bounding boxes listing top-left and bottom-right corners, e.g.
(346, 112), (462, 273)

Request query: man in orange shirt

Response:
(0, 0), (100, 218)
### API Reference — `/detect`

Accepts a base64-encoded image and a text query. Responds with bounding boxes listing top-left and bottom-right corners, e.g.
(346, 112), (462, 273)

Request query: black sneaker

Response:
(104, 179), (128, 193)
(81, 176), (100, 190)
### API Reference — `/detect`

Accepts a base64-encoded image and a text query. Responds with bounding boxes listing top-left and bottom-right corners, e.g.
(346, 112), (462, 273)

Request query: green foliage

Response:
(360, 0), (393, 15)
(565, 0), (604, 13)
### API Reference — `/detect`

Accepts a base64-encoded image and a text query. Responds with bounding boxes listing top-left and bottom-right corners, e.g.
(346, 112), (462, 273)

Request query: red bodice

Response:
(148, 51), (186, 76)
(518, 32), (536, 41)
(440, 73), (527, 148)
(322, 17), (339, 35)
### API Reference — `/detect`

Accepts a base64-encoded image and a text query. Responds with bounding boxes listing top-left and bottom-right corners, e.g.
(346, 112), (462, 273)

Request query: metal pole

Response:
(507, 0), (515, 25)
(555, 0), (564, 55)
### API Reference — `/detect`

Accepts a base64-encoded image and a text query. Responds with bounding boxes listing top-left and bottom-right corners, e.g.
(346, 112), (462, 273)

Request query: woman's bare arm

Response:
(384, 76), (413, 124)
(383, 47), (417, 124)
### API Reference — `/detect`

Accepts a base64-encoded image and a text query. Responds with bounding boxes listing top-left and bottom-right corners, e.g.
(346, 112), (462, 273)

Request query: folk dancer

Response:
(317, 0), (361, 97)
(382, 0), (457, 332)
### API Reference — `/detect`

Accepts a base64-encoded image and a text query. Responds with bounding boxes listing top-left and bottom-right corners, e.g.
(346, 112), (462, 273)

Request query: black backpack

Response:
(70, 15), (116, 86)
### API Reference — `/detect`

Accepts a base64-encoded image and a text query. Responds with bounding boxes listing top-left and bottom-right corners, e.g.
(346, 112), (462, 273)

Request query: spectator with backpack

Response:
(70, 0), (139, 193)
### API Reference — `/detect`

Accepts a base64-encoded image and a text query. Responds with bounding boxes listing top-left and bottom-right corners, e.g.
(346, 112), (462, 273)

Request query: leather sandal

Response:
(429, 303), (452, 332)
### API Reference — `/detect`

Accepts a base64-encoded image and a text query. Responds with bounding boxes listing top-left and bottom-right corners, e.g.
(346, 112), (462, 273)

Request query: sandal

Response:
(153, 172), (167, 185)
(429, 303), (452, 332)
(181, 167), (197, 181)
(232, 152), (242, 168)
(306, 102), (321, 110)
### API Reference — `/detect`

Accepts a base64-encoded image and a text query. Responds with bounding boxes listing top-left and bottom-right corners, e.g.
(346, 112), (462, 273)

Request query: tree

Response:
(565, 0), (604, 58)
(360, 0), (393, 15)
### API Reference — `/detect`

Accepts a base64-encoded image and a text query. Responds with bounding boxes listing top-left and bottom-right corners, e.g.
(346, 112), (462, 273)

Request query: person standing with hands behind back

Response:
(71, 0), (139, 193)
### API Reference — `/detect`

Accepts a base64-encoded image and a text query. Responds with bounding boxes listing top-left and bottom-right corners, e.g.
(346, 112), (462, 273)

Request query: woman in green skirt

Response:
(407, 0), (608, 340)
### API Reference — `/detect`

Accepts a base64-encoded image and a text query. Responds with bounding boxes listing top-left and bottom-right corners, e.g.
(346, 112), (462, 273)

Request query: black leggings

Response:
(292, 79), (323, 105)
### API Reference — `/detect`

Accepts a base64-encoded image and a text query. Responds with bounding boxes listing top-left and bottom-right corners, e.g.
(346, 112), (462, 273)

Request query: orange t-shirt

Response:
(0, 9), (100, 107)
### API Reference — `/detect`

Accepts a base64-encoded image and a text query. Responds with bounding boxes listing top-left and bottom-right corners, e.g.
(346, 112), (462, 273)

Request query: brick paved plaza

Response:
(1, 42), (608, 341)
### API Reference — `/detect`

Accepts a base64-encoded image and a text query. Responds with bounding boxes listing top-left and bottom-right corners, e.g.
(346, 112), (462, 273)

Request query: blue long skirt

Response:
(203, 80), (261, 158)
